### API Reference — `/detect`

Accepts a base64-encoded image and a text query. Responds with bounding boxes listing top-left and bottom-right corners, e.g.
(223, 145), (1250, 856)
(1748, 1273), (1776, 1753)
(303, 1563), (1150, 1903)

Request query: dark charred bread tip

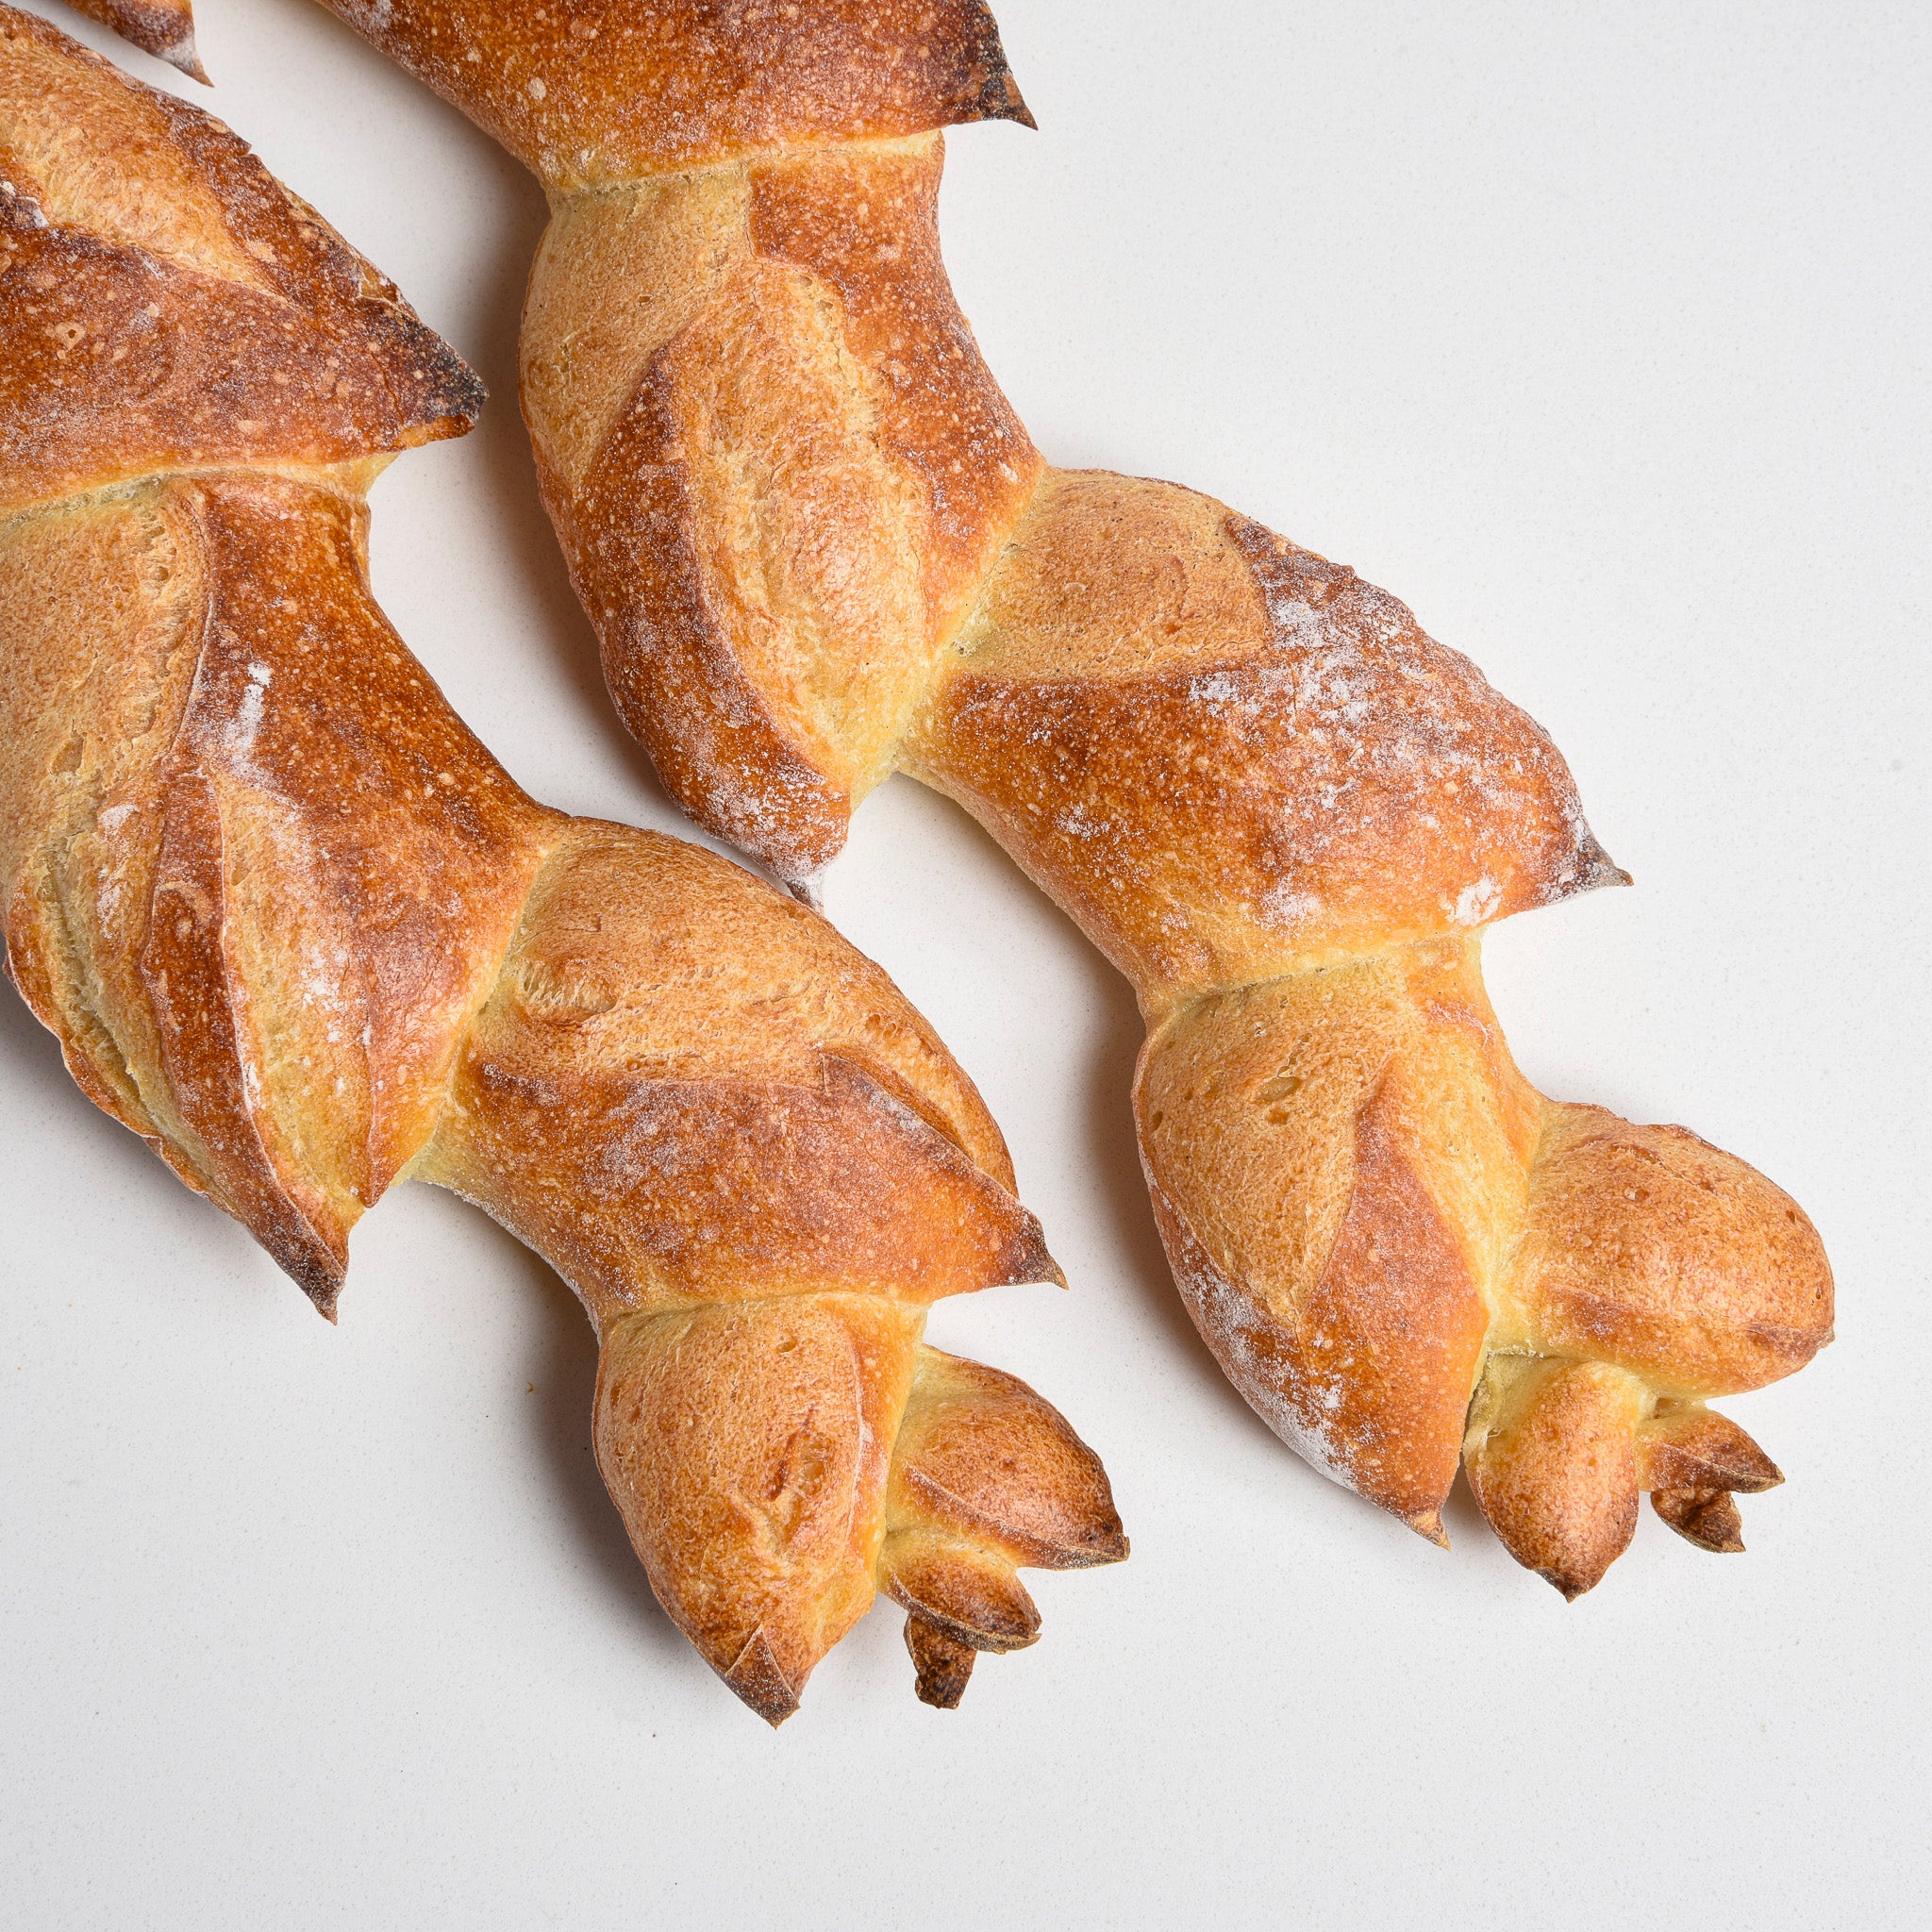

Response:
(907, 1617), (978, 1709)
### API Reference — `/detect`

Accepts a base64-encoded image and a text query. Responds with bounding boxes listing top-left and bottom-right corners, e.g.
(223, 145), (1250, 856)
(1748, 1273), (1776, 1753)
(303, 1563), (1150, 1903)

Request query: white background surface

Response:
(4, 2), (1927, 1925)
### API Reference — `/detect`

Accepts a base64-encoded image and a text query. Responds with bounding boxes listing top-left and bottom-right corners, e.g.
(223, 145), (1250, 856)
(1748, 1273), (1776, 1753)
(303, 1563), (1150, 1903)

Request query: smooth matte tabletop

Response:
(3, 3), (1924, 1926)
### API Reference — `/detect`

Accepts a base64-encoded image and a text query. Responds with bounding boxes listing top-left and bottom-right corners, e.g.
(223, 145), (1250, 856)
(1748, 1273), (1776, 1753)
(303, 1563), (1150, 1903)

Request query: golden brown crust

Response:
(1289, 1076), (1492, 1532)
(746, 142), (1041, 647)
(310, 0), (1031, 190)
(526, 137), (1041, 885)
(142, 763), (350, 1299)
(417, 814), (1022, 1185)
(422, 829), (1058, 1321)
(904, 1607), (982, 1708)
(591, 1317), (1121, 1718)
(1509, 1106), (1835, 1396)
(547, 354), (864, 887)
(1640, 1406), (1781, 1554)
(0, 8), (480, 516)
(915, 475), (1621, 1002)
(595, 1293), (925, 1721)
(882, 1534), (1041, 1650)
(879, 1343), (1123, 1706)
(176, 477), (552, 1214)
(1640, 1406), (1784, 1495)
(1465, 1357), (1646, 1599)
(1136, 943), (1522, 1533)
(886, 1350), (1127, 1571)
(1140, 934), (1831, 1561)
(3, 8), (1122, 1717)
(0, 484), (197, 1154)
(314, 0), (1833, 1591)
(1650, 1486), (1745, 1552)
(2, 470), (553, 1310)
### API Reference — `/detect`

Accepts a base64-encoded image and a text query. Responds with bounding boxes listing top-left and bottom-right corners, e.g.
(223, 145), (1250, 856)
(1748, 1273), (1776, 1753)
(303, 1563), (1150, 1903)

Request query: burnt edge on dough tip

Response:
(957, 0), (1038, 131)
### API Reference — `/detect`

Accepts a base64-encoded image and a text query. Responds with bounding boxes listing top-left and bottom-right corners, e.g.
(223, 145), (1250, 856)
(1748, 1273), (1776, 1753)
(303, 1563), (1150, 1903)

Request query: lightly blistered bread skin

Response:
(0, 5), (1126, 1721)
(218, 0), (1839, 1594)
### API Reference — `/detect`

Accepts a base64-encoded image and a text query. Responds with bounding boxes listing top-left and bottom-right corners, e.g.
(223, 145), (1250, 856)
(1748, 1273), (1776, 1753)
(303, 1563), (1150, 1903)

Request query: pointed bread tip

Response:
(1575, 830), (1633, 894)
(722, 1627), (803, 1727)
(1015, 1231), (1068, 1292)
(1652, 1486), (1749, 1554)
(165, 32), (208, 84)
(1407, 1508), (1451, 1550)
(907, 1617), (977, 1709)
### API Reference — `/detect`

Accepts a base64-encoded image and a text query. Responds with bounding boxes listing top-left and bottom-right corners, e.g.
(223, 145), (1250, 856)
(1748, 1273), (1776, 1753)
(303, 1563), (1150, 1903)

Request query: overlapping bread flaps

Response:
(0, 5), (1124, 1718)
(208, 0), (1841, 1596)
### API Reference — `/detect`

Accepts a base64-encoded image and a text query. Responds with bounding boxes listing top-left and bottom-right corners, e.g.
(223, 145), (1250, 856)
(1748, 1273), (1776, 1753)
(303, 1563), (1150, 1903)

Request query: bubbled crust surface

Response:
(915, 473), (1624, 1006)
(1, 472), (555, 1308)
(0, 6), (481, 516)
(596, 1294), (927, 1724)
(525, 137), (1041, 884)
(1134, 941), (1534, 1531)
(421, 822), (1058, 1324)
(1508, 1105), (1835, 1397)
(312, 0), (1031, 189)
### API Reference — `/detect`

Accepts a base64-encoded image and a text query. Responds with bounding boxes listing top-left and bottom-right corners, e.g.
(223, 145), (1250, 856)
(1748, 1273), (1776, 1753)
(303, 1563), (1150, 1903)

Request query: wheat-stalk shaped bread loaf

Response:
(104, 0), (1832, 1593)
(236, 0), (1834, 1595)
(0, 4), (1126, 1720)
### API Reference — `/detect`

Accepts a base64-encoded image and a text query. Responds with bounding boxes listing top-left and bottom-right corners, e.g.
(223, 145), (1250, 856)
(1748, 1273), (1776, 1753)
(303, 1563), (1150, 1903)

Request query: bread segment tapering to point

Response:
(60, 0), (204, 80)
(0, 5), (1124, 1720)
(100, 0), (1830, 1592)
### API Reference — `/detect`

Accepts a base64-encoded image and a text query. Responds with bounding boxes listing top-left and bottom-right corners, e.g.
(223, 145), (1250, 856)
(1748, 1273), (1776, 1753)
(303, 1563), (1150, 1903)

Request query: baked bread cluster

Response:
(0, 4), (1124, 1719)
(270, 0), (1833, 1595)
(12, 0), (1835, 1633)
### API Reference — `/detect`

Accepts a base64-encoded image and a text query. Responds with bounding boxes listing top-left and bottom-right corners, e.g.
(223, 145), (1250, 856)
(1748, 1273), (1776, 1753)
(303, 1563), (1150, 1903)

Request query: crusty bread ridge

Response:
(245, 0), (1833, 1593)
(0, 4), (1125, 1719)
